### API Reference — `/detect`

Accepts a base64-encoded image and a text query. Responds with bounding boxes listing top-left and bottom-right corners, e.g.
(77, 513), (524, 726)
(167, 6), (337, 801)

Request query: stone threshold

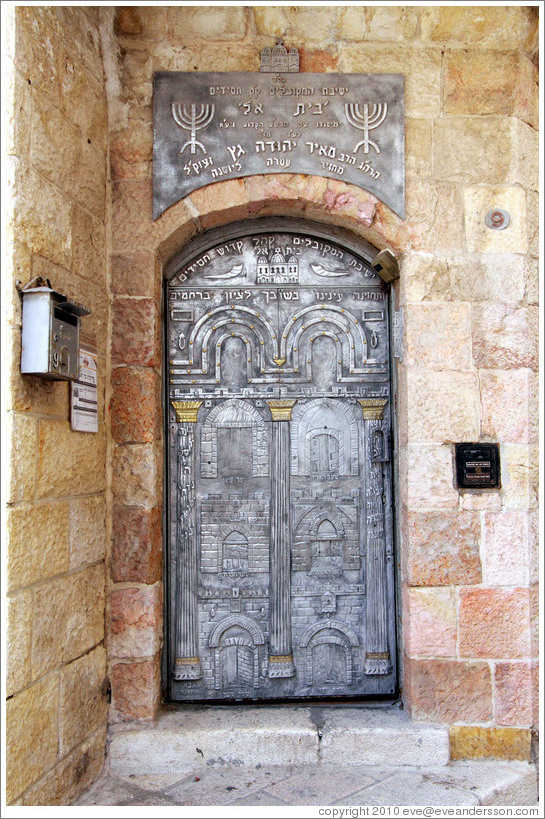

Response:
(91, 705), (538, 806)
(109, 702), (451, 773)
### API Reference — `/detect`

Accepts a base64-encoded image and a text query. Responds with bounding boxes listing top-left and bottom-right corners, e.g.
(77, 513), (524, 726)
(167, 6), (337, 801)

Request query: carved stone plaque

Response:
(166, 222), (397, 701)
(154, 72), (405, 219)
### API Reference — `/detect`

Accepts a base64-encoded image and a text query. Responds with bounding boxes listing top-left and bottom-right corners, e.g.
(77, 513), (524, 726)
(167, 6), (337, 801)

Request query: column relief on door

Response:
(166, 228), (396, 700)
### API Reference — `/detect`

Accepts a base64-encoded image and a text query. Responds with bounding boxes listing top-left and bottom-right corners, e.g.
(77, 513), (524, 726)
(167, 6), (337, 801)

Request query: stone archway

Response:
(109, 175), (406, 718)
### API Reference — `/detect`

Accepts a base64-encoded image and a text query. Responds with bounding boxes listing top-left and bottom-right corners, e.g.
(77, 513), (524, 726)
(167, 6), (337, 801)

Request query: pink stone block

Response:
(483, 511), (530, 586)
(111, 298), (159, 367)
(405, 303), (472, 370)
(494, 661), (539, 727)
(480, 369), (536, 444)
(111, 506), (162, 584)
(406, 369), (480, 443)
(459, 588), (532, 659)
(112, 252), (156, 297)
(110, 585), (162, 660)
(110, 367), (160, 444)
(403, 444), (459, 510)
(404, 657), (493, 723)
(112, 443), (160, 508)
(111, 656), (161, 721)
(472, 304), (538, 369)
(404, 587), (457, 658)
(405, 510), (481, 586)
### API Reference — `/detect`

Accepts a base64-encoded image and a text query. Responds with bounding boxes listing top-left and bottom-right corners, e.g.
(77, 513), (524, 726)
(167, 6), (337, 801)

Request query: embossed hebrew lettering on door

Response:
(166, 223), (396, 700)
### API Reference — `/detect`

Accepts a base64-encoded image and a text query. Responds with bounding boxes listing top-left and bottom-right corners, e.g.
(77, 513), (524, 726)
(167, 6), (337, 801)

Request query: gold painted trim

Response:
(358, 398), (388, 420)
(365, 651), (390, 660)
(175, 657), (201, 665)
(266, 399), (297, 421)
(171, 400), (203, 423)
(269, 654), (294, 663)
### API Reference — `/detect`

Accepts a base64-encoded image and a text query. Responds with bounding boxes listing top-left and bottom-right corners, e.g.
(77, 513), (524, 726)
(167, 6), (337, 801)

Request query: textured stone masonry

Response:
(106, 0), (537, 750)
(3, 4), (539, 805)
(4, 4), (109, 807)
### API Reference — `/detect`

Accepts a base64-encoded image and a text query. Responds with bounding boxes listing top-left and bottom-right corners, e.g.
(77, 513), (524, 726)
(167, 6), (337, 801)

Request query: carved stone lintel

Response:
(174, 657), (203, 680)
(358, 398), (388, 420)
(267, 399), (298, 421)
(268, 654), (296, 678)
(172, 400), (203, 423)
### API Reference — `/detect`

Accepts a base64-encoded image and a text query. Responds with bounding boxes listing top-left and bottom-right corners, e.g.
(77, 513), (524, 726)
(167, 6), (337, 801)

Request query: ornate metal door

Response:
(165, 221), (397, 701)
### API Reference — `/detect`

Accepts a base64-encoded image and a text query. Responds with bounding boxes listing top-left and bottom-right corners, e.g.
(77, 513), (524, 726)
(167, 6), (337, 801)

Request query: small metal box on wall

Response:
(455, 443), (501, 490)
(20, 285), (91, 381)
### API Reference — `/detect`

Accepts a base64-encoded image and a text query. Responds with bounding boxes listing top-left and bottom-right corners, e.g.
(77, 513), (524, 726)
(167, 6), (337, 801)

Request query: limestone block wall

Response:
(3, 6), (110, 805)
(106, 2), (539, 762)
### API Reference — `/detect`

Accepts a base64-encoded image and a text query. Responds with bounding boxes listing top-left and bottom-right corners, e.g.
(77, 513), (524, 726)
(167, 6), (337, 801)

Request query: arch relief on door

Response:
(166, 223), (396, 701)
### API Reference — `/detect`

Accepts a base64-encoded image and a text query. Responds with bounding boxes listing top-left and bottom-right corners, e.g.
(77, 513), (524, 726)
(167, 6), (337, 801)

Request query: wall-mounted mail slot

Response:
(455, 443), (501, 489)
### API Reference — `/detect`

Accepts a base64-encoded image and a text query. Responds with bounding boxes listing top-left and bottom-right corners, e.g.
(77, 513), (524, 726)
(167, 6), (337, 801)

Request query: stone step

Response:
(108, 704), (450, 775)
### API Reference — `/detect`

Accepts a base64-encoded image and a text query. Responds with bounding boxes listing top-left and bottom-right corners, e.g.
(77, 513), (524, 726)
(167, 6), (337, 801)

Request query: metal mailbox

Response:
(20, 286), (91, 381)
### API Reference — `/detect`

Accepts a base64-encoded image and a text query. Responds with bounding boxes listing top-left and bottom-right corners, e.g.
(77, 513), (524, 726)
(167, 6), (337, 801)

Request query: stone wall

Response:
(3, 6), (110, 805)
(3, 5), (539, 804)
(106, 4), (538, 760)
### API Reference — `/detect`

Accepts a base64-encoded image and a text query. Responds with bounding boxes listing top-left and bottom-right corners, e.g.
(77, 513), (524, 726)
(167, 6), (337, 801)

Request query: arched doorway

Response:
(165, 218), (396, 701)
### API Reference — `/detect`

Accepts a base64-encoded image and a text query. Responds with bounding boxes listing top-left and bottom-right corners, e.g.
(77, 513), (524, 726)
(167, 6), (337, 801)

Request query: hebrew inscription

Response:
(166, 230), (396, 701)
(154, 72), (404, 219)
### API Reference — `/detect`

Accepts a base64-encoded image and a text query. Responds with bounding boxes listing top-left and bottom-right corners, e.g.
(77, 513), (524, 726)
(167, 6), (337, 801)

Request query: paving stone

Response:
(119, 773), (187, 792)
(480, 765), (538, 806)
(264, 765), (374, 805)
(74, 775), (135, 806)
(126, 794), (178, 805)
(166, 765), (294, 805)
(74, 760), (538, 807)
(335, 771), (478, 806)
(426, 760), (538, 806)
(231, 790), (289, 806)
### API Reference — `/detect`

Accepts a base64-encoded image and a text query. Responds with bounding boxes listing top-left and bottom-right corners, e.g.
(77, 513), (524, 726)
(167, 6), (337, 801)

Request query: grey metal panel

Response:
(166, 228), (396, 701)
(154, 72), (405, 220)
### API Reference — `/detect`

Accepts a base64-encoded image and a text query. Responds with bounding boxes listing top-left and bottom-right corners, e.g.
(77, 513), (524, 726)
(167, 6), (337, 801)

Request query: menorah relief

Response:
(345, 102), (388, 155)
(172, 102), (215, 155)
